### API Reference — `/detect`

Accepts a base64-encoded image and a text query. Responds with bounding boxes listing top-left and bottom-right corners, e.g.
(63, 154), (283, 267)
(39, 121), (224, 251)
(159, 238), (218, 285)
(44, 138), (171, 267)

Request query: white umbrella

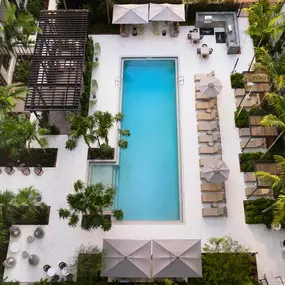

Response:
(101, 239), (151, 278)
(112, 4), (149, 24)
(198, 77), (223, 97)
(152, 239), (202, 278)
(149, 3), (185, 22)
(202, 159), (229, 184)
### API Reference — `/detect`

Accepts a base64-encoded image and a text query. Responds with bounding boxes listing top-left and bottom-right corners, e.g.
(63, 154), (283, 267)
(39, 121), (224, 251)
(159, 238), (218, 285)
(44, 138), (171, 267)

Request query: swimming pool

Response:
(116, 59), (180, 221)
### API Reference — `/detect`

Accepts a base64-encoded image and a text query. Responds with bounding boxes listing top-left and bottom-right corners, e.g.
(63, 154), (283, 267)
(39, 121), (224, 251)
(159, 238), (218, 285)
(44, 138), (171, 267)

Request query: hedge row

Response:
(244, 198), (275, 225)
(0, 148), (58, 167)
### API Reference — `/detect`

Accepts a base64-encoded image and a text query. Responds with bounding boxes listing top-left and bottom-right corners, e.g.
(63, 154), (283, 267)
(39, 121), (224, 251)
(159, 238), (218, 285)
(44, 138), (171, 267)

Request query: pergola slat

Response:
(25, 10), (88, 111)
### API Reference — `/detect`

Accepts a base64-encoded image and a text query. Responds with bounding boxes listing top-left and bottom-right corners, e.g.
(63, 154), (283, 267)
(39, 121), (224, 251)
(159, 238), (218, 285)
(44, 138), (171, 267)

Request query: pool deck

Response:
(2, 18), (285, 283)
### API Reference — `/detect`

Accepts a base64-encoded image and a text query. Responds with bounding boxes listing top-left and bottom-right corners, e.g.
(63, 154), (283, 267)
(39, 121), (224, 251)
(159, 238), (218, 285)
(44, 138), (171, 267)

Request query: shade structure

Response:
(149, 3), (185, 22)
(198, 77), (223, 97)
(112, 4), (149, 24)
(202, 159), (230, 183)
(101, 239), (151, 278)
(152, 239), (202, 278)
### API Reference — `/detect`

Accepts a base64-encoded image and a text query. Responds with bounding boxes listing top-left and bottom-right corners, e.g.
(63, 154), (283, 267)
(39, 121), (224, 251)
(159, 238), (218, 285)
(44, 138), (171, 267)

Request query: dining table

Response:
(191, 32), (200, 42)
(201, 46), (210, 57)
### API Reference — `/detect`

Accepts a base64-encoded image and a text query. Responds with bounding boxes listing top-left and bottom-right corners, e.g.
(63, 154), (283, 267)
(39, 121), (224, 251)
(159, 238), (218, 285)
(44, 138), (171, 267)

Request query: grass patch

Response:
(244, 198), (275, 225)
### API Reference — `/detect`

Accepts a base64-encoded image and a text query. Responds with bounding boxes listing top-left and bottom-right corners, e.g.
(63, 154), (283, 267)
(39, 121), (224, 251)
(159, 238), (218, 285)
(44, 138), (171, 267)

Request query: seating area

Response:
(0, 164), (44, 176)
(194, 71), (227, 217)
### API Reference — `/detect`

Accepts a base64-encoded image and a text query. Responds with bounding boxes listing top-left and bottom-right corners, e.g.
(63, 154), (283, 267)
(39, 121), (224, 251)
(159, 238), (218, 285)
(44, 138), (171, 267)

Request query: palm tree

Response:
(260, 92), (285, 130)
(65, 111), (130, 154)
(0, 187), (45, 225)
(0, 0), (39, 55)
(0, 83), (27, 119)
(0, 114), (49, 157)
(244, 1), (285, 48)
(253, 48), (285, 91)
(58, 180), (123, 231)
(256, 155), (285, 226)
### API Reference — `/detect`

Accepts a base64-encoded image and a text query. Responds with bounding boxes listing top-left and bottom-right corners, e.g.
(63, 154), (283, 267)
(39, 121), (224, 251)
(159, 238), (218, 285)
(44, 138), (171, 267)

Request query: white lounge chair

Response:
(197, 110), (219, 121)
(194, 70), (215, 82)
(199, 144), (221, 154)
(198, 132), (220, 143)
(234, 89), (246, 98)
(239, 128), (250, 137)
(240, 138), (265, 149)
(197, 121), (219, 132)
(201, 183), (223, 192)
(244, 172), (256, 183)
(199, 156), (223, 166)
(202, 206), (227, 217)
(201, 193), (225, 203)
(245, 187), (271, 196)
(196, 100), (216, 110)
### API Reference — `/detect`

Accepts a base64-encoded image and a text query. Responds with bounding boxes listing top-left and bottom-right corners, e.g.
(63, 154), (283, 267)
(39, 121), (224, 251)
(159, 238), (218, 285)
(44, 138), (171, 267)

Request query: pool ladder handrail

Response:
(115, 76), (123, 86)
(177, 76), (184, 86)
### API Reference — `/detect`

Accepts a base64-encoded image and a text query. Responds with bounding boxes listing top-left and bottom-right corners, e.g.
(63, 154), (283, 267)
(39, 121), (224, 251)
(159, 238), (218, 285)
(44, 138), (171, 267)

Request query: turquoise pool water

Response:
(117, 59), (180, 221)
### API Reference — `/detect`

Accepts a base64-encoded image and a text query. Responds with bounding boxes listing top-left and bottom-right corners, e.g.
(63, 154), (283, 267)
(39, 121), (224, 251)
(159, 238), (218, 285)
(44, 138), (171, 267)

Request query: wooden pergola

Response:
(25, 10), (88, 111)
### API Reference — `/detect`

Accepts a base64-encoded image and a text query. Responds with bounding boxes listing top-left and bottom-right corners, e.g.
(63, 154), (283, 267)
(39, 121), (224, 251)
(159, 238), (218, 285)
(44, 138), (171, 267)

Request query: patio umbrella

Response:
(112, 4), (149, 24)
(152, 239), (202, 278)
(149, 3), (185, 22)
(202, 159), (230, 184)
(198, 77), (223, 97)
(101, 239), (151, 278)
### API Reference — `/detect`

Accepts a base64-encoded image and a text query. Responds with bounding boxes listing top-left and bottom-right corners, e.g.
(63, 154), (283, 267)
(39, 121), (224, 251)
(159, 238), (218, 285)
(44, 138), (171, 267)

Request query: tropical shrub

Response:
(58, 180), (123, 231)
(13, 59), (31, 85)
(201, 236), (257, 285)
(230, 72), (244, 89)
(235, 108), (249, 128)
(81, 38), (94, 117)
(26, 0), (45, 19)
(244, 198), (275, 225)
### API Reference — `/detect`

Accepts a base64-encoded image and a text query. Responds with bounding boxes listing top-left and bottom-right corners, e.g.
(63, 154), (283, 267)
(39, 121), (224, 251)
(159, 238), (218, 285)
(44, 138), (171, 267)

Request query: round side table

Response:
(10, 242), (20, 253)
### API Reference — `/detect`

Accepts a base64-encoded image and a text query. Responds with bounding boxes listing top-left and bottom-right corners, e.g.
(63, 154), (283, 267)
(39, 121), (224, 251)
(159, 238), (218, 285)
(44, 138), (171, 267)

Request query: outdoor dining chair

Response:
(5, 165), (15, 175)
(202, 44), (208, 47)
(187, 33), (191, 40)
(51, 275), (60, 282)
(197, 48), (201, 55)
(43, 264), (51, 272)
(34, 164), (44, 176)
(209, 48), (213, 54)
(59, 262), (67, 269)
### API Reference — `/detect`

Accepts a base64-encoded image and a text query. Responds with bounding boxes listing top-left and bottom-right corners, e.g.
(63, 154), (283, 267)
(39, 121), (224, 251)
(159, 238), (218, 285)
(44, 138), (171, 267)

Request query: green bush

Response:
(46, 124), (60, 135)
(230, 72), (244, 89)
(13, 58), (31, 85)
(26, 0), (45, 19)
(81, 38), (94, 117)
(235, 108), (249, 128)
(244, 198), (275, 225)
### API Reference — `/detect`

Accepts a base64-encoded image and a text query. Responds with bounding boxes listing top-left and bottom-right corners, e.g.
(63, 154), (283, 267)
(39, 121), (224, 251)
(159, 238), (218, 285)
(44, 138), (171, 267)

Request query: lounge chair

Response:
(240, 138), (265, 149)
(197, 121), (219, 132)
(234, 89), (246, 98)
(202, 206), (227, 217)
(34, 164), (44, 176)
(196, 100), (216, 110)
(199, 144), (221, 154)
(245, 187), (271, 196)
(235, 96), (259, 108)
(195, 91), (212, 101)
(244, 172), (256, 183)
(201, 193), (225, 202)
(198, 132), (220, 143)
(239, 128), (250, 137)
(197, 110), (218, 121)
(194, 70), (215, 82)
(201, 183), (223, 192)
(199, 156), (222, 166)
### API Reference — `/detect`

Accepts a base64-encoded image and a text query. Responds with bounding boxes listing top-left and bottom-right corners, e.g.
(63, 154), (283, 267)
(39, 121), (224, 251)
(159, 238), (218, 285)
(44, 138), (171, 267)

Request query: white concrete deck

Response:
(2, 19), (285, 283)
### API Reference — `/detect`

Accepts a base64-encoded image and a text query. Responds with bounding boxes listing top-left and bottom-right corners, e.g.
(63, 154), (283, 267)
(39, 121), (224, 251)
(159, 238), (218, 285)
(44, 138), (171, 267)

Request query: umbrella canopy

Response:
(198, 77), (223, 97)
(152, 239), (202, 278)
(112, 4), (149, 24)
(101, 239), (151, 278)
(202, 159), (230, 183)
(149, 3), (185, 22)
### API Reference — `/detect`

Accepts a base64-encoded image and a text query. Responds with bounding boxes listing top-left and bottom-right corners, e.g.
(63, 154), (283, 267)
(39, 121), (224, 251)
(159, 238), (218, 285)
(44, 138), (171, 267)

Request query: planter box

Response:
(0, 148), (58, 167)
(87, 148), (115, 160)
